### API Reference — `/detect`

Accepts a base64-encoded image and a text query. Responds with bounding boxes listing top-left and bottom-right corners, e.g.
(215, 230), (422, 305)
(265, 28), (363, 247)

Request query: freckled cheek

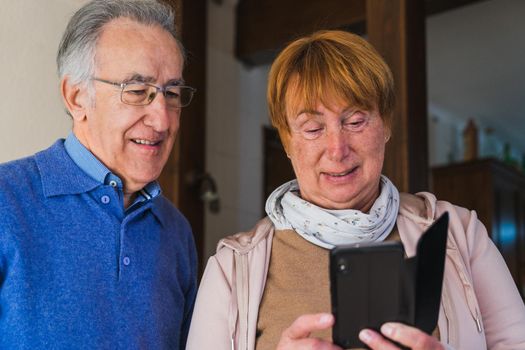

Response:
(362, 140), (386, 172)
(290, 146), (323, 180)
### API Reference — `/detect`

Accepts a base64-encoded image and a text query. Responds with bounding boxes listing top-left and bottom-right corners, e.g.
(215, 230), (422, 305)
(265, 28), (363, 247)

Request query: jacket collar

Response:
(217, 217), (274, 254)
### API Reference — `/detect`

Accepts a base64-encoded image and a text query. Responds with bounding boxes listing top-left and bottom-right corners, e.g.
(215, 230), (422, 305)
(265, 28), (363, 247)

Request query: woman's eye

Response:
(302, 127), (323, 139)
(344, 117), (367, 131)
(346, 120), (364, 126)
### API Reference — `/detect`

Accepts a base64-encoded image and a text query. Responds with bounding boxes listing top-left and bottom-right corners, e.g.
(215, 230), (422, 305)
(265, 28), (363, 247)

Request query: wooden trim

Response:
(159, 0), (207, 266)
(426, 0), (489, 16)
(367, 0), (428, 193)
(236, 0), (366, 65)
(235, 0), (488, 65)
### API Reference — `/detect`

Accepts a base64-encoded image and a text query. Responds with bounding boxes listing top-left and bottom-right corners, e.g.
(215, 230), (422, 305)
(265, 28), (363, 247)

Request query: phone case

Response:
(330, 212), (449, 349)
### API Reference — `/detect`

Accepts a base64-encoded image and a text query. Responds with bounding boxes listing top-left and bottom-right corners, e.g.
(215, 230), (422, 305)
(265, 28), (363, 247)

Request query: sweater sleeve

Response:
(186, 252), (234, 350)
(462, 209), (525, 349)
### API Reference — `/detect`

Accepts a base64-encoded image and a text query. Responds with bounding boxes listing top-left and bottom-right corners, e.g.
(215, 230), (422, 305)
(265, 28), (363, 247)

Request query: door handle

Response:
(187, 171), (220, 214)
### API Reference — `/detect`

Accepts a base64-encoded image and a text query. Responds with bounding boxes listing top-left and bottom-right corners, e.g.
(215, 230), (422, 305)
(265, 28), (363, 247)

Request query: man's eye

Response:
(165, 90), (181, 99)
(125, 89), (147, 96)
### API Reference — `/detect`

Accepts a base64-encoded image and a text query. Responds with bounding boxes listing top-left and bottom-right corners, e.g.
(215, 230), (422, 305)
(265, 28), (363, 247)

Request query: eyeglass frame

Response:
(91, 77), (196, 108)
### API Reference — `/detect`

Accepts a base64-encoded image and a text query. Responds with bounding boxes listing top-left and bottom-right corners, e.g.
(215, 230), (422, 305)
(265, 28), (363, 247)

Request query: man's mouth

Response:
(132, 138), (161, 146)
(323, 167), (357, 177)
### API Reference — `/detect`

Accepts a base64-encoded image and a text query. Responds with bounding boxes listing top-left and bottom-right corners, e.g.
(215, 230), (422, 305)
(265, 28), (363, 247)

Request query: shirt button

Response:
(123, 257), (131, 266)
(109, 180), (118, 187)
(101, 195), (110, 204)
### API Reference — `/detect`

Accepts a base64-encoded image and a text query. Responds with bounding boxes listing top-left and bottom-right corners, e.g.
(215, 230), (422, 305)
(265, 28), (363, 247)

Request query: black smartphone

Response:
(330, 213), (449, 349)
(330, 241), (408, 349)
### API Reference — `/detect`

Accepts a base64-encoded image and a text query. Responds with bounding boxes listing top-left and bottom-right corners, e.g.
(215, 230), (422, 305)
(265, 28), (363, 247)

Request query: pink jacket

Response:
(186, 193), (525, 349)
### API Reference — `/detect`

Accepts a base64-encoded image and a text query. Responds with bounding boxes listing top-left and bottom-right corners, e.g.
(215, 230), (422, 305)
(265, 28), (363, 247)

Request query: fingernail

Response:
(359, 329), (373, 343)
(319, 314), (332, 324)
(381, 323), (394, 337)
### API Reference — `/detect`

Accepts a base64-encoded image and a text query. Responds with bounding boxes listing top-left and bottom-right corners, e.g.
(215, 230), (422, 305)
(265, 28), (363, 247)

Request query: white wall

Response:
(426, 0), (525, 164)
(205, 0), (271, 260)
(0, 0), (88, 163)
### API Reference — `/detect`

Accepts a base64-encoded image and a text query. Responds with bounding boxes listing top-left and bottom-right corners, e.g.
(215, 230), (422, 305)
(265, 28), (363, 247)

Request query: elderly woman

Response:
(186, 31), (525, 350)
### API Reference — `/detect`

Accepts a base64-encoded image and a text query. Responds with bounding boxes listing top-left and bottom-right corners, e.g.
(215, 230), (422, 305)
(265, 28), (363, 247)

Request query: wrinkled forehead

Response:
(94, 18), (183, 77)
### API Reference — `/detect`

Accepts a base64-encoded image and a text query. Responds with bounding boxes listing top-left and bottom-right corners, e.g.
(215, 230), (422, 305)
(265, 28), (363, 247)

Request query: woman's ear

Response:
(61, 76), (89, 121)
(384, 127), (391, 143)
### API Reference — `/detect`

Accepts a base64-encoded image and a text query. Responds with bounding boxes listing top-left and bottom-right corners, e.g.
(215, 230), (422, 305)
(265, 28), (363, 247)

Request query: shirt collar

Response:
(39, 134), (161, 205)
(64, 132), (117, 186)
(35, 139), (100, 197)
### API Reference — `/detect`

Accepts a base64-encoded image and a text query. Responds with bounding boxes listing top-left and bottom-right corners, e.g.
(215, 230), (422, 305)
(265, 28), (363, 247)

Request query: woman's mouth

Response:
(327, 170), (352, 177)
(324, 167), (357, 177)
(322, 167), (358, 181)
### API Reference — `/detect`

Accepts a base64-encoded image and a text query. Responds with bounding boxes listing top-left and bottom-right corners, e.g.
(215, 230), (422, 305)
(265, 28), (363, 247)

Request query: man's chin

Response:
(123, 171), (162, 191)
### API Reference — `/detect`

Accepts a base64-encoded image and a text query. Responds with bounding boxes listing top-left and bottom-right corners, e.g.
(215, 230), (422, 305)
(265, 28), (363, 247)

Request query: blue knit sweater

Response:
(0, 140), (197, 349)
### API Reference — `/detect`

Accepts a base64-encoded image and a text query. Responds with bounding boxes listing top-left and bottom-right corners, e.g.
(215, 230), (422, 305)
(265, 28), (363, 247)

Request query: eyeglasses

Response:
(92, 78), (196, 108)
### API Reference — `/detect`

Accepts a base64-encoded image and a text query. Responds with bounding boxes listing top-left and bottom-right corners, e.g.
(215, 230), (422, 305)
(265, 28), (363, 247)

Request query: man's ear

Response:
(61, 76), (90, 121)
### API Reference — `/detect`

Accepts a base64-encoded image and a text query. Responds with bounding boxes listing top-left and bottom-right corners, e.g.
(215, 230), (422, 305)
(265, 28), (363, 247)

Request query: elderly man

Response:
(0, 0), (197, 348)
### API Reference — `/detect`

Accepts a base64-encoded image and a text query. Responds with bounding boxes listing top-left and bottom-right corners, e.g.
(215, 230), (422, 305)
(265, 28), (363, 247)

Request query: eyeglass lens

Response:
(122, 83), (194, 107)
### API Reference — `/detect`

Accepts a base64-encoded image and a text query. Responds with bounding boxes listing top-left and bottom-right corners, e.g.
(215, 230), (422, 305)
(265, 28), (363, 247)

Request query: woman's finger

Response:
(380, 323), (444, 350)
(359, 329), (400, 350)
(277, 313), (342, 350)
(282, 313), (334, 340)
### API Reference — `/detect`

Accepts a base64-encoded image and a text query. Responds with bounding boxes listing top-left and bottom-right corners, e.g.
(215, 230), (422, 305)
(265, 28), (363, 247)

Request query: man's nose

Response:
(325, 128), (350, 161)
(143, 93), (177, 131)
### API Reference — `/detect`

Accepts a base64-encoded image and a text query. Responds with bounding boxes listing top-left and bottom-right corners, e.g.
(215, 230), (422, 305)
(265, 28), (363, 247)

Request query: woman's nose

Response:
(325, 128), (350, 161)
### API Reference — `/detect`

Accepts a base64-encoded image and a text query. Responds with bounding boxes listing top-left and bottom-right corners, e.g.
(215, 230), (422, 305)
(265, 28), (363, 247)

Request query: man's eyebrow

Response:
(125, 74), (156, 83)
(124, 74), (184, 86)
(166, 78), (185, 86)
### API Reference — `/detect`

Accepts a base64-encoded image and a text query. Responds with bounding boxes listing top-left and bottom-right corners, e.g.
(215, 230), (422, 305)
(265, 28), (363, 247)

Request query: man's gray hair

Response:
(57, 0), (184, 86)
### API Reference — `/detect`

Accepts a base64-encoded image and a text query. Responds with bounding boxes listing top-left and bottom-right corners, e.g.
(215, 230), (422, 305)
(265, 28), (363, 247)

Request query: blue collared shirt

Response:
(0, 139), (198, 349)
(64, 132), (160, 210)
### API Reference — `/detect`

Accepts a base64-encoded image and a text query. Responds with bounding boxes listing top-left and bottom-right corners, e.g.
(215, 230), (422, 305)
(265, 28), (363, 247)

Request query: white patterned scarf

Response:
(265, 175), (400, 249)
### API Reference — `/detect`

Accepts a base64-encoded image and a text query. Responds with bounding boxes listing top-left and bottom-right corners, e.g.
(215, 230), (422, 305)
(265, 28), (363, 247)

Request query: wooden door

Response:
(158, 0), (207, 266)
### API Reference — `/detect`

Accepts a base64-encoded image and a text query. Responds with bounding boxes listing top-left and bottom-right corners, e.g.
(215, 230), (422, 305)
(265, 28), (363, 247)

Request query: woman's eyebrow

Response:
(296, 106), (353, 118)
(296, 109), (321, 117)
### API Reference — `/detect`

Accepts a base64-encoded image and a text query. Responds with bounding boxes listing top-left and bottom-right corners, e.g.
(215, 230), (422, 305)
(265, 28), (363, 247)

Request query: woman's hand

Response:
(359, 322), (445, 350)
(276, 313), (343, 350)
